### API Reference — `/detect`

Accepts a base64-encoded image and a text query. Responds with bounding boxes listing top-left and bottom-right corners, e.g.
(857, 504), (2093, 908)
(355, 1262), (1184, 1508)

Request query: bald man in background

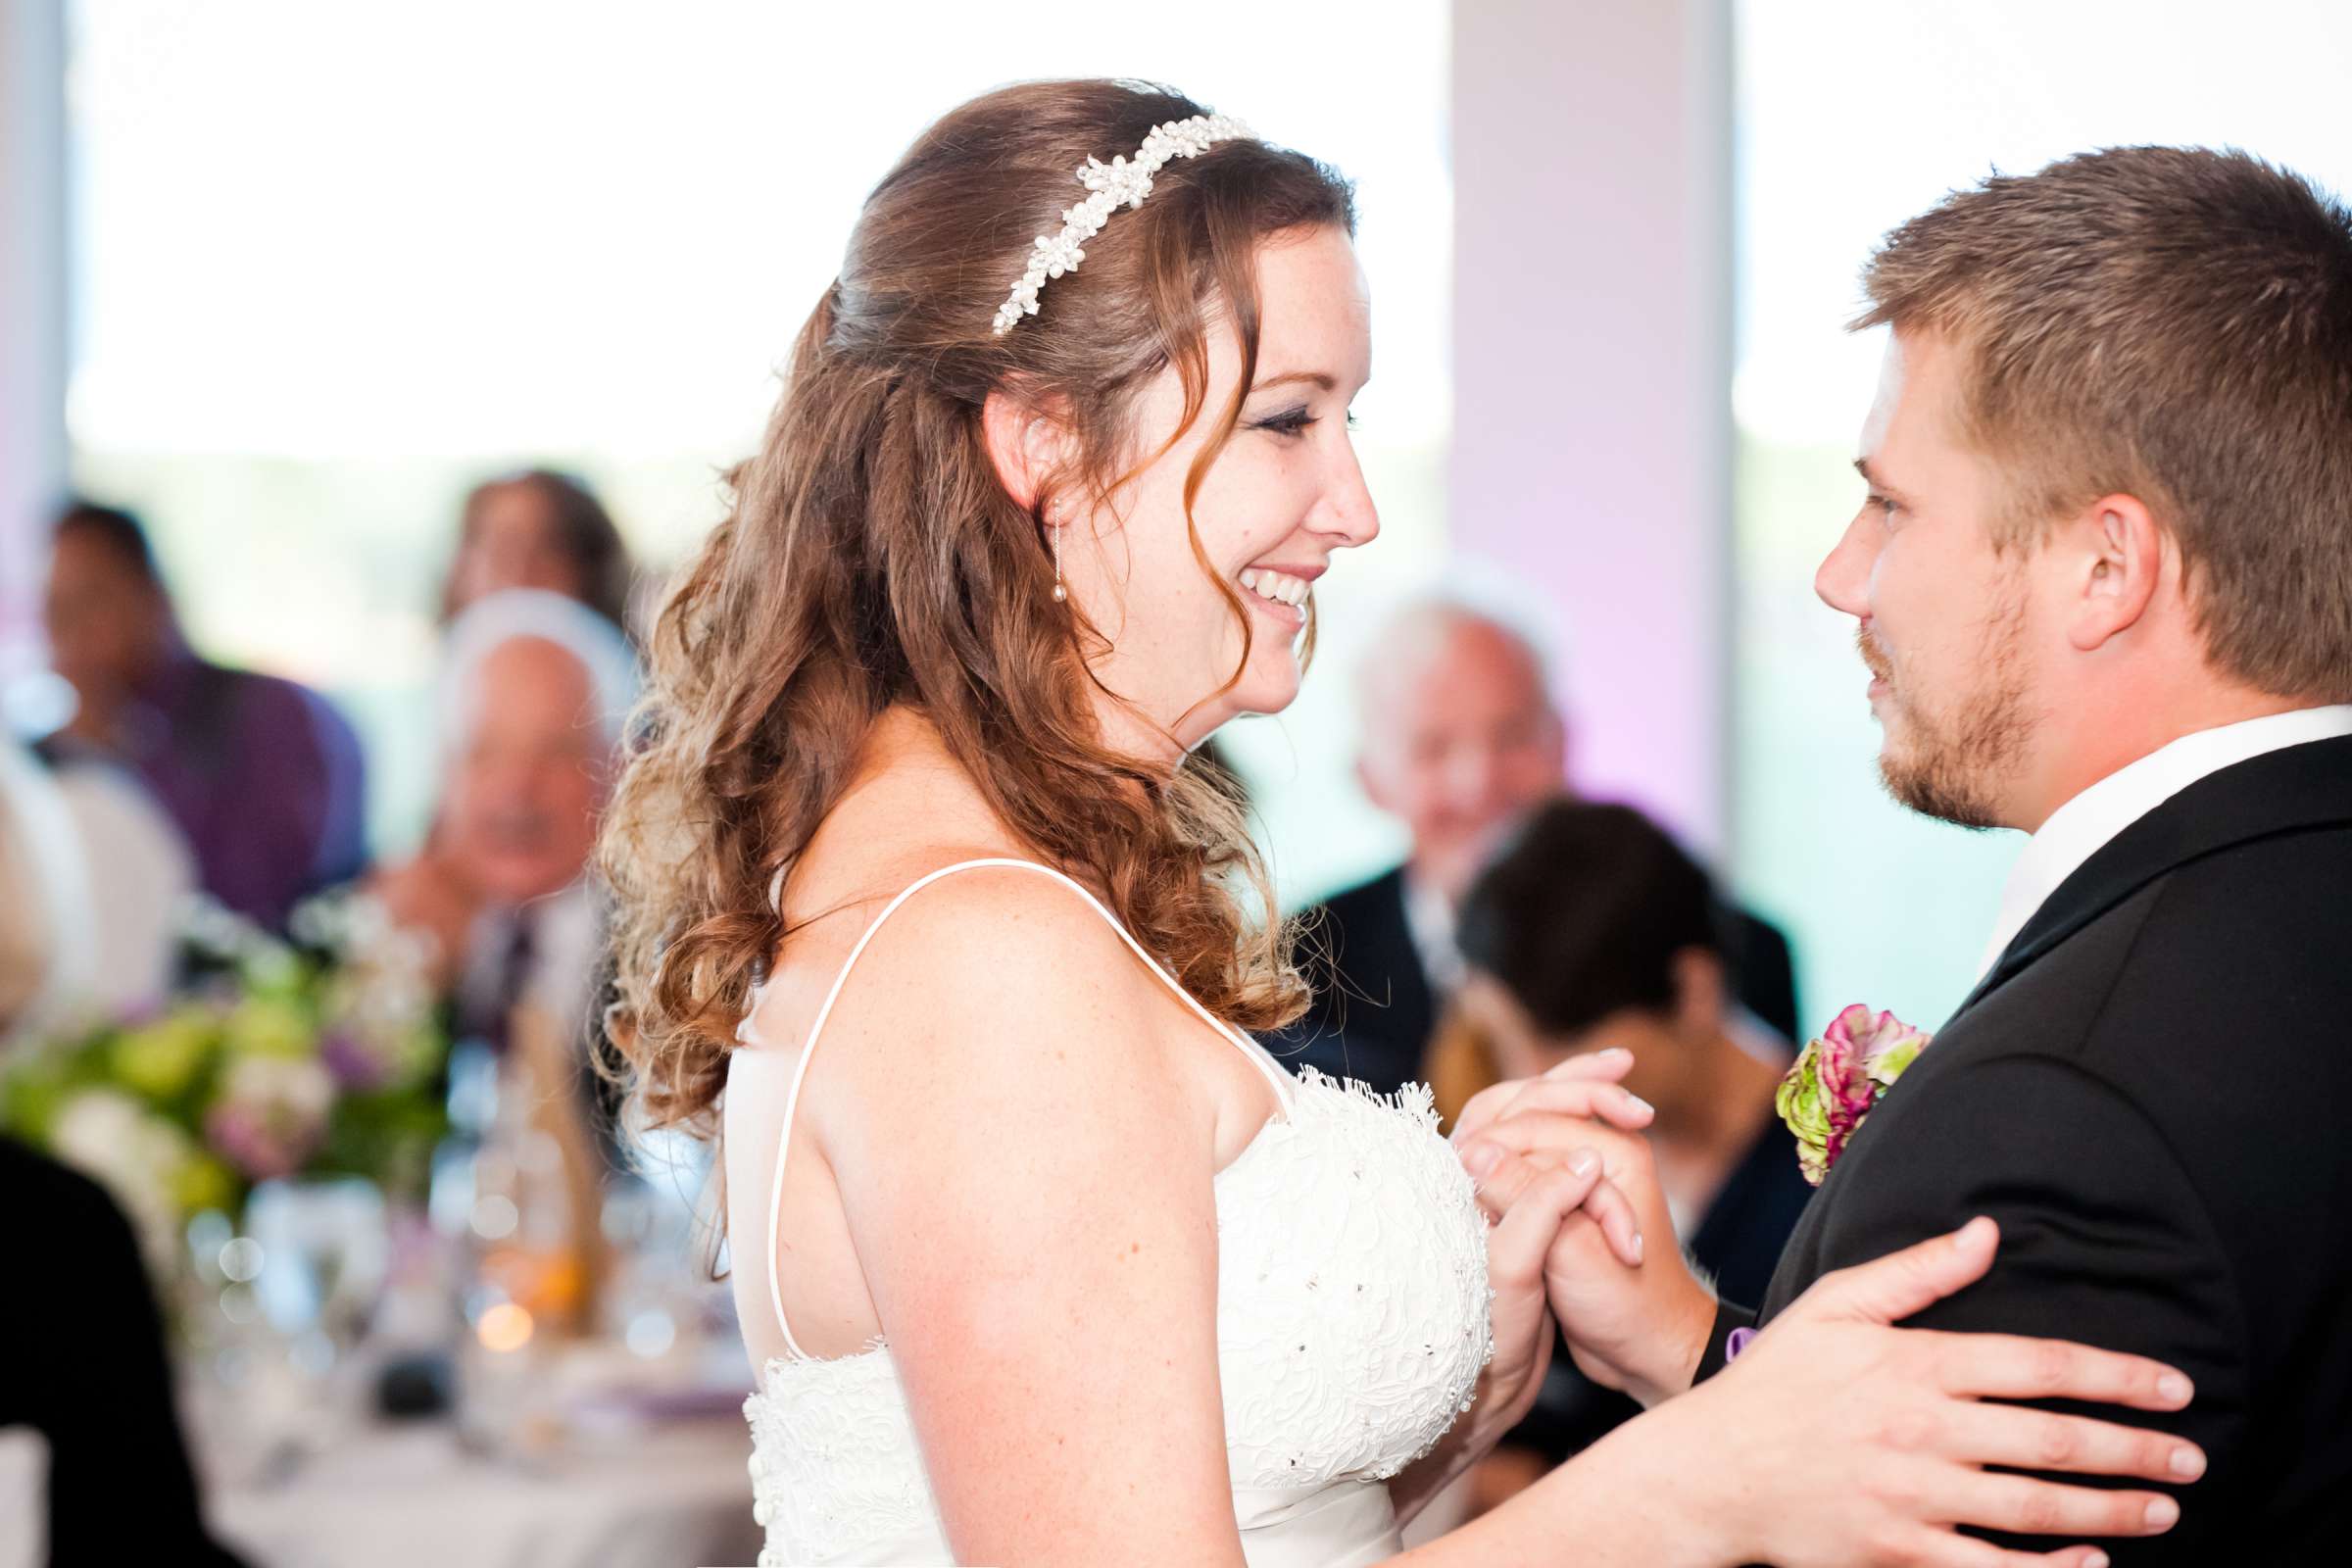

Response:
(375, 590), (635, 1075)
(1274, 597), (1798, 1097)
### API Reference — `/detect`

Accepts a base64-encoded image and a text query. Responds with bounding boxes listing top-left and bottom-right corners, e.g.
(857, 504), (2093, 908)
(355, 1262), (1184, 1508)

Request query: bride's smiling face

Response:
(1054, 224), (1378, 756)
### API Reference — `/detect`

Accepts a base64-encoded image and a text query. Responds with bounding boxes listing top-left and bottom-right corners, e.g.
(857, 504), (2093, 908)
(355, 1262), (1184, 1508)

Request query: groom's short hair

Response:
(1856, 145), (2352, 704)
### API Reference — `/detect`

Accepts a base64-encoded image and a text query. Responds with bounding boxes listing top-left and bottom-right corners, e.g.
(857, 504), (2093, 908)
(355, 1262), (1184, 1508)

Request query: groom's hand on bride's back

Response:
(1452, 1054), (1721, 1408)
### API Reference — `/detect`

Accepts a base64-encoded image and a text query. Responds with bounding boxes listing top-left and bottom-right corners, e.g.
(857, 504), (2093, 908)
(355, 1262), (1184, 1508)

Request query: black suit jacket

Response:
(1270, 864), (1801, 1096)
(0, 1137), (248, 1567)
(1698, 734), (2352, 1560)
(1269, 867), (1439, 1094)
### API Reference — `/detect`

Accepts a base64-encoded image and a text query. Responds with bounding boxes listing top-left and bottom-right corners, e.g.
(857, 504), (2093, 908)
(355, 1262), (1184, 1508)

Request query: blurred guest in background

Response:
(1437, 799), (1813, 1508)
(0, 749), (66, 1035)
(40, 501), (368, 932)
(438, 469), (637, 637)
(375, 589), (637, 1077)
(1273, 593), (1796, 1093)
(0, 737), (189, 1037)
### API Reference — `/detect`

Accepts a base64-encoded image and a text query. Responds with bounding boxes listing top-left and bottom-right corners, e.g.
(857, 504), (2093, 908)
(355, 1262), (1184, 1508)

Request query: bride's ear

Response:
(980, 388), (1078, 514)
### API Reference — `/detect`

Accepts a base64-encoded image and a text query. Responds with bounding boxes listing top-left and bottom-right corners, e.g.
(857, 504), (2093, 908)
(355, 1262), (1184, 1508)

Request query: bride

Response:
(600, 78), (2198, 1566)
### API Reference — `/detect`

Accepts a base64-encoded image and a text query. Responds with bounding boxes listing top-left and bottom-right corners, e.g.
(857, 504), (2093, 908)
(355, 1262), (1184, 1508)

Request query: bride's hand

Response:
(1395, 1054), (1657, 1526)
(1453, 1051), (1654, 1435)
(1455, 1058), (1712, 1406)
(1626, 1218), (2199, 1566)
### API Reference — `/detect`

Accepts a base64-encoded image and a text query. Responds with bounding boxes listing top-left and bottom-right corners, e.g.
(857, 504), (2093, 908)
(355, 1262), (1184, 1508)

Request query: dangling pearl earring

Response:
(1051, 515), (1067, 603)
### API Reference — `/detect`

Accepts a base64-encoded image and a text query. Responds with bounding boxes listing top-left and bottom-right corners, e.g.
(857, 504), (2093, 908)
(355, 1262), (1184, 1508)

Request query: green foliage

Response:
(0, 891), (450, 1233)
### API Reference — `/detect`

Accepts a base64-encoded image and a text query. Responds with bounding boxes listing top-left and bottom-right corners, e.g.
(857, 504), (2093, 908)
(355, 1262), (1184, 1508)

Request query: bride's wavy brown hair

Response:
(600, 80), (1356, 1137)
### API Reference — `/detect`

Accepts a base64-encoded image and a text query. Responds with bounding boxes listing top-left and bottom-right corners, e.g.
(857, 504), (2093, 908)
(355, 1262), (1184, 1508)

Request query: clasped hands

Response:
(1447, 1048), (1715, 1411)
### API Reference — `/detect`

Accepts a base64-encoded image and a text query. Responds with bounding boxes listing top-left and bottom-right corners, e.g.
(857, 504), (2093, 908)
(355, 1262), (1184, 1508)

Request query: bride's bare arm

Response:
(807, 871), (1252, 1567)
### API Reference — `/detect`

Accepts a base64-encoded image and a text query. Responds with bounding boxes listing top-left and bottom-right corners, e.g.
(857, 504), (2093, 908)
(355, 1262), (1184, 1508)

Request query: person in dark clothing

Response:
(1268, 597), (1796, 1097)
(0, 1136), (248, 1567)
(1438, 801), (1811, 1503)
(41, 501), (368, 930)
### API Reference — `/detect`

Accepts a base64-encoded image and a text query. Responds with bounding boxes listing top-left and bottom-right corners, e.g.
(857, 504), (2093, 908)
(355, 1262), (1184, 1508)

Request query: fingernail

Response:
(1624, 1093), (1653, 1115)
(2158, 1372), (2193, 1403)
(1464, 1143), (1502, 1177)
(1597, 1047), (1633, 1060)
(1568, 1148), (1598, 1177)
(2083, 1553), (2109, 1568)
(1630, 1231), (1644, 1263)
(2170, 1446), (2204, 1479)
(2144, 1495), (2180, 1531)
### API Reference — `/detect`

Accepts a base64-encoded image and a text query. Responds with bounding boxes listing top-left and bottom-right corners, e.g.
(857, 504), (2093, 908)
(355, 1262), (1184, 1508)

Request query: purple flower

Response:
(319, 1030), (387, 1091)
(203, 1055), (332, 1181)
(205, 1102), (306, 1182)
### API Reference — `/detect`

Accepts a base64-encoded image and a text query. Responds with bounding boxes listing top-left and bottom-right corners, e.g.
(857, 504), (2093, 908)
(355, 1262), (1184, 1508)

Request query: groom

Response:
(1463, 145), (2352, 1559)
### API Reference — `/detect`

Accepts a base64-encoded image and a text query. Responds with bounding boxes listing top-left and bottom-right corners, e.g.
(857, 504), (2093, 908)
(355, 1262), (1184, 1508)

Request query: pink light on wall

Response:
(1449, 0), (1734, 852)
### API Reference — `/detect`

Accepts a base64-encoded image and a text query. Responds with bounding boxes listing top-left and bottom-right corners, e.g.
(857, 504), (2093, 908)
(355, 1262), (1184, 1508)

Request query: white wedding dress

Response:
(738, 858), (1496, 1566)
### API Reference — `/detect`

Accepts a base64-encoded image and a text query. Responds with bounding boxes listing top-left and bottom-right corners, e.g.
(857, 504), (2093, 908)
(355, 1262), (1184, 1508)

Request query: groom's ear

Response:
(2062, 493), (2167, 654)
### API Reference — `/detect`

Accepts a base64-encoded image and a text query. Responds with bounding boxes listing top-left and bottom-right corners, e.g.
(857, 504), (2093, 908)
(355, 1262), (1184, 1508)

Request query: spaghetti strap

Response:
(754, 856), (1294, 1360)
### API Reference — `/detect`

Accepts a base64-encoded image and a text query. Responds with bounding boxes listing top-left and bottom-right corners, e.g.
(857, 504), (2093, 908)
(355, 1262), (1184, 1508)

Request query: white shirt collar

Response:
(1399, 865), (1464, 996)
(1978, 704), (2352, 978)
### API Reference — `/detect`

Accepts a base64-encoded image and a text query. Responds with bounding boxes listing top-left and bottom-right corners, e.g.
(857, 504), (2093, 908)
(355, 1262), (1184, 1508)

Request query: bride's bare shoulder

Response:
(760, 768), (1162, 1075)
(799, 850), (1154, 1030)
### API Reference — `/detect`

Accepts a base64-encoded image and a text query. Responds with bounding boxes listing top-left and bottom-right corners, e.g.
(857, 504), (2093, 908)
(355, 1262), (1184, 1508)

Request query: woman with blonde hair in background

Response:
(599, 78), (2199, 1566)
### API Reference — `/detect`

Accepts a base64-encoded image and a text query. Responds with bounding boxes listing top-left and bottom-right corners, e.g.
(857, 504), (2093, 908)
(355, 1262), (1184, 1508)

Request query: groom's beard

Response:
(1862, 589), (2034, 831)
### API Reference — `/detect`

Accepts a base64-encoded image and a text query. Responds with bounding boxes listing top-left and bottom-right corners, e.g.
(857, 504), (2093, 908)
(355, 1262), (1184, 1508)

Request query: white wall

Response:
(1450, 0), (1733, 851)
(1, 0), (66, 669)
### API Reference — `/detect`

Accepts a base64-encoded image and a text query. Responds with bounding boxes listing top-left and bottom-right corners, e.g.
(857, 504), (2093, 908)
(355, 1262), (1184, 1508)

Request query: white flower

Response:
(220, 1054), (336, 1123)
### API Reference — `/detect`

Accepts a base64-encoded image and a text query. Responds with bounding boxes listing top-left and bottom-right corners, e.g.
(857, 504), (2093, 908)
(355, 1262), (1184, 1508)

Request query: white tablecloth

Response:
(0, 1429), (46, 1568)
(209, 1416), (765, 1568)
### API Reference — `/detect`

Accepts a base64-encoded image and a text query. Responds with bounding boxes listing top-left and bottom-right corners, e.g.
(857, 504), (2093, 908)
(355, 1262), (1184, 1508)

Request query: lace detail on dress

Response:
(743, 1345), (941, 1567)
(741, 1070), (1494, 1564)
(1214, 1069), (1495, 1489)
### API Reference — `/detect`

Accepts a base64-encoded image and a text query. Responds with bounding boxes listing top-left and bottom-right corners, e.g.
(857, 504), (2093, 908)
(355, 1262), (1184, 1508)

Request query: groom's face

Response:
(1816, 331), (2042, 830)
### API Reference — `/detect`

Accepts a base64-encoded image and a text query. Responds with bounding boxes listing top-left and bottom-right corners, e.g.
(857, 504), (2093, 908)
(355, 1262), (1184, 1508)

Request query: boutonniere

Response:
(1776, 1004), (1933, 1186)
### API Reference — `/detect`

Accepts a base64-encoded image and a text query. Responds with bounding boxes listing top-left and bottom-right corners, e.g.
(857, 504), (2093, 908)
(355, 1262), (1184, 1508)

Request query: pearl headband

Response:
(990, 114), (1254, 336)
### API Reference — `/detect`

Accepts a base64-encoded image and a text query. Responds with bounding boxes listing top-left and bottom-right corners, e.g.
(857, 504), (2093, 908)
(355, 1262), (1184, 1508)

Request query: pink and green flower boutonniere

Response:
(1775, 1004), (1933, 1186)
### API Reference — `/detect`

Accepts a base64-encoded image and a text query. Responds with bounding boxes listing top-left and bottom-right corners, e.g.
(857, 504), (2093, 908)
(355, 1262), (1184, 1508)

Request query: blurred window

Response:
(66, 0), (1449, 877)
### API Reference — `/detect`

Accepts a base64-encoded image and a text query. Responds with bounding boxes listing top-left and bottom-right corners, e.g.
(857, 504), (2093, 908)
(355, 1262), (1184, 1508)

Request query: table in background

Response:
(209, 1414), (765, 1568)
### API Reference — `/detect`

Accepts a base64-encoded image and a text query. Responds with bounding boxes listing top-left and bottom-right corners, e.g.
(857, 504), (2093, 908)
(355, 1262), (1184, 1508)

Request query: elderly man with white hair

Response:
(1273, 591), (1799, 1099)
(374, 589), (637, 1067)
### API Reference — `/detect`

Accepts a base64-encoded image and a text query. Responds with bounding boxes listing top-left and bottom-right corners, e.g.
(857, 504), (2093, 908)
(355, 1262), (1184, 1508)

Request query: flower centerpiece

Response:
(1775, 1004), (1933, 1186)
(1, 890), (450, 1268)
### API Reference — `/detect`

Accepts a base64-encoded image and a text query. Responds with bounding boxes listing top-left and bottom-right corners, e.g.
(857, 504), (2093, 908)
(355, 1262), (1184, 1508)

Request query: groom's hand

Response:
(1454, 1059), (1718, 1408)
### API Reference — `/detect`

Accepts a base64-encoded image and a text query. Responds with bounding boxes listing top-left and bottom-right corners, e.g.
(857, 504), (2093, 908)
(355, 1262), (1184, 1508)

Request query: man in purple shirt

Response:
(41, 502), (368, 930)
